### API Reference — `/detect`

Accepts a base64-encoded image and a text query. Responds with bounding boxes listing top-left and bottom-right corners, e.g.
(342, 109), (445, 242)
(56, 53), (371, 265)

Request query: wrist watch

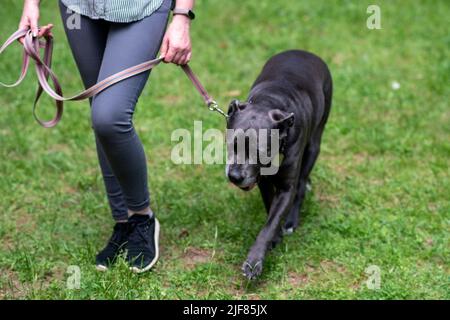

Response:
(172, 8), (196, 20)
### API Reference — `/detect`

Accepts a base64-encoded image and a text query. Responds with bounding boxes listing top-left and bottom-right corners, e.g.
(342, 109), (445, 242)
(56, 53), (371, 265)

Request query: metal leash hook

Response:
(207, 100), (229, 119)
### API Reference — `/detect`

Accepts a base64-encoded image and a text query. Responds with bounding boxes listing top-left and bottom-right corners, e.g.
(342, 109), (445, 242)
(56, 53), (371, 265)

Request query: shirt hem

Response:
(61, 0), (166, 23)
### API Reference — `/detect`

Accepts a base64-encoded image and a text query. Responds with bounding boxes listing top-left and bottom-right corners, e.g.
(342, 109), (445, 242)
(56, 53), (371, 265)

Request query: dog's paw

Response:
(242, 260), (263, 280)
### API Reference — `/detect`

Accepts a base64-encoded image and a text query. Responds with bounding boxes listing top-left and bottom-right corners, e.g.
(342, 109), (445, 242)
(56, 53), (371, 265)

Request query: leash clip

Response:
(208, 100), (228, 118)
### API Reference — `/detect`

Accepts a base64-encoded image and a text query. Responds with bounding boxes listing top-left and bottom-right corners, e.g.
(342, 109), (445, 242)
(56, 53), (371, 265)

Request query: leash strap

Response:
(0, 28), (227, 128)
(180, 64), (228, 118)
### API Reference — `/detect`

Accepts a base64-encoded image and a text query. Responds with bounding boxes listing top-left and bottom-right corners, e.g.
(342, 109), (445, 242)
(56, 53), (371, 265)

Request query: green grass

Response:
(0, 0), (449, 299)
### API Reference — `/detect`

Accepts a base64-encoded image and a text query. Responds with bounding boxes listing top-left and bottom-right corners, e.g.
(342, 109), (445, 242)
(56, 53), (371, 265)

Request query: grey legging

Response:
(59, 0), (172, 221)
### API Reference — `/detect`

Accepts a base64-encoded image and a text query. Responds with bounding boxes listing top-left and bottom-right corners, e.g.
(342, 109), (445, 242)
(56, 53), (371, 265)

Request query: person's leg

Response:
(90, 0), (171, 216)
(59, 1), (132, 270)
(89, 0), (171, 272)
(94, 138), (129, 222)
(59, 0), (128, 222)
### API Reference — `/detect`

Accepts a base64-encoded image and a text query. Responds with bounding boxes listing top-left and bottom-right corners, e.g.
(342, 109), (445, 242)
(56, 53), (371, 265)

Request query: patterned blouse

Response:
(60, 0), (170, 23)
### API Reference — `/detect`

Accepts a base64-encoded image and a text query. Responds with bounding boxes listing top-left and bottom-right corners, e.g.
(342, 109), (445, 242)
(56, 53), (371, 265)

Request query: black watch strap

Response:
(172, 8), (196, 20)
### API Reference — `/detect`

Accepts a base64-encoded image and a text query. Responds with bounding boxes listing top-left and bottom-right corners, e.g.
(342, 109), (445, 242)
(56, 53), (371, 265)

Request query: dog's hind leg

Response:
(283, 176), (303, 234)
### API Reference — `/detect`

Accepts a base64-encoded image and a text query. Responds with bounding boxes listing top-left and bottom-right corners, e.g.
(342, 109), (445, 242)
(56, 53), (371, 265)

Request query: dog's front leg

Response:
(242, 185), (295, 279)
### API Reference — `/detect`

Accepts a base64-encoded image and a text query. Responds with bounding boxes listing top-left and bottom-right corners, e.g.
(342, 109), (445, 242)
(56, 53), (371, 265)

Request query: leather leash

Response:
(0, 28), (227, 128)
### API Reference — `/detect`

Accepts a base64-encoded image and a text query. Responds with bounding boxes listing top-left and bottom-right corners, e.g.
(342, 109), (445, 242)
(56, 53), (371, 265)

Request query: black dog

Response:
(226, 50), (333, 279)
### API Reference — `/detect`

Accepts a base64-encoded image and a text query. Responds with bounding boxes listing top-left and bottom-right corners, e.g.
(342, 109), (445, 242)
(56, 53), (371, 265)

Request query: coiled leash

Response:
(0, 28), (228, 128)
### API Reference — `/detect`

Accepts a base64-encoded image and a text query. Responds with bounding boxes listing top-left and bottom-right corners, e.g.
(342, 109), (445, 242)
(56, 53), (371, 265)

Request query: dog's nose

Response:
(228, 171), (244, 184)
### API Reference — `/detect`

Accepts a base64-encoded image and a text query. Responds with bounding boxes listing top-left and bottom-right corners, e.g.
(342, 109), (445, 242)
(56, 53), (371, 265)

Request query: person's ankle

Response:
(128, 207), (153, 219)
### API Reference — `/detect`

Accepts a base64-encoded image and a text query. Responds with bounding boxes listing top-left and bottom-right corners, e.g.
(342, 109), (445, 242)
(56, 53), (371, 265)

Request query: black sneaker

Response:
(95, 222), (129, 271)
(126, 214), (160, 273)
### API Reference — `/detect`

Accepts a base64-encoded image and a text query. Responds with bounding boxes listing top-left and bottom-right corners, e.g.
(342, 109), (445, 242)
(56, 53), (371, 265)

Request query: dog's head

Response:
(225, 99), (294, 191)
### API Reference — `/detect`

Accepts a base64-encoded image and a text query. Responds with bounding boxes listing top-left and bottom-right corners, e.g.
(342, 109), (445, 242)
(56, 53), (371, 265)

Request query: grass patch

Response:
(0, 0), (449, 299)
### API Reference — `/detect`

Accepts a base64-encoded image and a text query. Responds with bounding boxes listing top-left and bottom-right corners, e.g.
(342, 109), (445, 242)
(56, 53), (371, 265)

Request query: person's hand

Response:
(18, 0), (53, 44)
(159, 15), (192, 65)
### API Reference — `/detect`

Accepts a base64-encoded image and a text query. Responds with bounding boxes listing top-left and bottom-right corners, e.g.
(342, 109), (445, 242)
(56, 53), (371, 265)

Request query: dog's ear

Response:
(269, 109), (295, 130)
(227, 99), (249, 116)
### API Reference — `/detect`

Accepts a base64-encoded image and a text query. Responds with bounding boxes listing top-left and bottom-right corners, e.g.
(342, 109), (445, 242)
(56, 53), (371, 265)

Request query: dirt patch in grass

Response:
(1, 235), (15, 251)
(226, 274), (265, 299)
(350, 280), (362, 291)
(423, 238), (434, 247)
(182, 247), (213, 269)
(0, 265), (66, 299)
(287, 271), (309, 287)
(332, 53), (346, 66)
(0, 269), (27, 299)
(161, 95), (182, 105)
(319, 259), (348, 274)
(61, 182), (79, 195)
(292, 260), (349, 284)
(315, 189), (340, 207)
(15, 211), (36, 233)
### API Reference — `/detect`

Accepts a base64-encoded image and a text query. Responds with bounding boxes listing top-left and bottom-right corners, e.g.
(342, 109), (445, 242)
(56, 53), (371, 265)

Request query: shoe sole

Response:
(95, 264), (108, 272)
(95, 246), (127, 272)
(130, 218), (160, 274)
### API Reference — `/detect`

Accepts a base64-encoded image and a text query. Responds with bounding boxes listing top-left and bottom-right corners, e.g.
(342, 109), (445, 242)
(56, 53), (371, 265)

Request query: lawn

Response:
(0, 0), (448, 299)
